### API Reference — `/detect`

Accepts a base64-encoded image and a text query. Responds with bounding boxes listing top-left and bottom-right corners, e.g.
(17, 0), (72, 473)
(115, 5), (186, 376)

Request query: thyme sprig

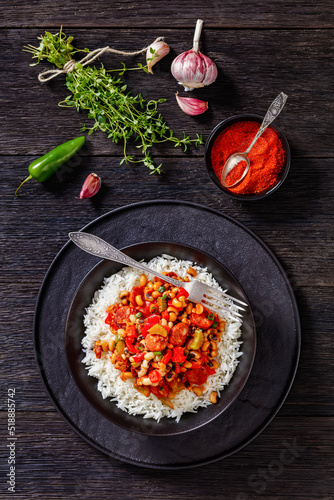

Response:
(24, 30), (203, 173)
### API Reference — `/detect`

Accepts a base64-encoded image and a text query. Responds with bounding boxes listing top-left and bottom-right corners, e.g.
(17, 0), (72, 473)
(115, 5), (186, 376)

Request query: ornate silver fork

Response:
(69, 232), (247, 322)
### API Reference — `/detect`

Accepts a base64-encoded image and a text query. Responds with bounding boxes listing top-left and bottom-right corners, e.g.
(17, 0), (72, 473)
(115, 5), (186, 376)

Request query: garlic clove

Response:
(175, 93), (208, 116)
(78, 173), (101, 199)
(146, 40), (170, 74)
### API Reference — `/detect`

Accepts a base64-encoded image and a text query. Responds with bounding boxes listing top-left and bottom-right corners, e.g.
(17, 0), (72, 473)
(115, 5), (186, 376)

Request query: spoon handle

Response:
(245, 92), (288, 154)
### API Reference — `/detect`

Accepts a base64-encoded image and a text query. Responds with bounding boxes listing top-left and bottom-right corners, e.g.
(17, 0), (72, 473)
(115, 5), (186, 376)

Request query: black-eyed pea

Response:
(172, 298), (183, 309)
(212, 359), (219, 369)
(218, 320), (226, 332)
(153, 281), (163, 291)
(101, 339), (109, 352)
(192, 386), (203, 397)
(152, 291), (161, 298)
(187, 267), (197, 277)
(110, 353), (117, 364)
(186, 303), (193, 315)
(195, 303), (204, 314)
(210, 391), (218, 404)
(201, 340), (210, 352)
(119, 290), (129, 299)
(140, 274), (148, 287)
(211, 349), (218, 357)
(169, 311), (177, 322)
(183, 361), (192, 369)
(135, 295), (144, 306)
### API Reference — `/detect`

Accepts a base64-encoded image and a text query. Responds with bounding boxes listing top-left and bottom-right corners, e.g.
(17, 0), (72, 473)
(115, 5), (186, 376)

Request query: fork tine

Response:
(204, 285), (248, 307)
(201, 301), (242, 322)
(203, 290), (246, 312)
(200, 298), (243, 319)
(205, 287), (247, 311)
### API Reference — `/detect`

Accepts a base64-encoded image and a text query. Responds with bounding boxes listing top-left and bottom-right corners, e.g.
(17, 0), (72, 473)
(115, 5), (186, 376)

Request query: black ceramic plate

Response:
(65, 241), (256, 436)
(34, 200), (300, 469)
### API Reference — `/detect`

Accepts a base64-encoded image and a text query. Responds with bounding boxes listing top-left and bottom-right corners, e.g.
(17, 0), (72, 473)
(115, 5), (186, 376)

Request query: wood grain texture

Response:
(0, 412), (332, 499)
(0, 0), (334, 28)
(1, 29), (334, 157)
(1, 5), (333, 498)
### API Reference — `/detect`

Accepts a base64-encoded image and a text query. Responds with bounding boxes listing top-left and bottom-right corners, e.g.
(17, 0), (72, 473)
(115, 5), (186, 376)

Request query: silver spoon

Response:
(221, 92), (288, 188)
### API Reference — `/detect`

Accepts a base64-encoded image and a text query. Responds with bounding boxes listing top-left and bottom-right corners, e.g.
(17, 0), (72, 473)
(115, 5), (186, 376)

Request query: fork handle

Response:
(69, 232), (182, 287)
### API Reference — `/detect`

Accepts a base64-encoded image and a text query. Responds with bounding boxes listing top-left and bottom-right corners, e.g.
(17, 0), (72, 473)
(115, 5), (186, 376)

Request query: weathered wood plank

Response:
(1, 29), (334, 157)
(0, 1), (334, 28)
(1, 412), (332, 499)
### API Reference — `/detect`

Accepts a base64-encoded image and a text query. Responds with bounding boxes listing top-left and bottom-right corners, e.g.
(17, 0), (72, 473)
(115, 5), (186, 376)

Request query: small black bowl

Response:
(204, 114), (291, 201)
(65, 241), (256, 436)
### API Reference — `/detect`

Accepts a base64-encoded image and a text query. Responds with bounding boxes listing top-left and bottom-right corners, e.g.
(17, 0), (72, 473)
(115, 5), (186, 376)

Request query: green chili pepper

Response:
(208, 313), (215, 321)
(158, 286), (165, 293)
(15, 136), (86, 196)
(135, 312), (142, 318)
(212, 321), (218, 328)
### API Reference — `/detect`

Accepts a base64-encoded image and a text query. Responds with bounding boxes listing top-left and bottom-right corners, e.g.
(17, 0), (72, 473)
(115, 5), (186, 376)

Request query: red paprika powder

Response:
(211, 121), (287, 195)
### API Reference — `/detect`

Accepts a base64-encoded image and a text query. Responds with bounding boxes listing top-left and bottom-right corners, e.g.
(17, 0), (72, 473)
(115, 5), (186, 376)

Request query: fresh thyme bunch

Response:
(24, 29), (203, 174)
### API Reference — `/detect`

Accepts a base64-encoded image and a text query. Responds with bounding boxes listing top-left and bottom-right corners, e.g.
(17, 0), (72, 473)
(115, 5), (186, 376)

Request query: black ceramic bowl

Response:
(204, 114), (291, 201)
(65, 241), (256, 436)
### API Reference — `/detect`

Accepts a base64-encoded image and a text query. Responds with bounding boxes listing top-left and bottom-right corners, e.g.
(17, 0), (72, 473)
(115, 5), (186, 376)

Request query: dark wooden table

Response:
(1, 2), (333, 499)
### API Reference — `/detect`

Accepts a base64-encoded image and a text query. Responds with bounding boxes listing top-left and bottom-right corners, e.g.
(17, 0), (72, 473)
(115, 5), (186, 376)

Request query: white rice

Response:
(82, 255), (242, 422)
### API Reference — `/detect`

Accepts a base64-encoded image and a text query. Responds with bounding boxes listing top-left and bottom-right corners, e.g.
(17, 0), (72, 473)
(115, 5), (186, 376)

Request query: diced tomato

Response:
(172, 347), (187, 364)
(94, 344), (102, 359)
(149, 369), (162, 384)
(200, 352), (208, 364)
(105, 312), (112, 325)
(205, 365), (216, 376)
(189, 312), (214, 330)
(161, 310), (169, 321)
(191, 361), (202, 369)
(151, 382), (169, 398)
(126, 324), (137, 338)
(129, 286), (144, 306)
(176, 287), (189, 299)
(133, 352), (145, 363)
(141, 314), (160, 337)
(175, 364), (182, 374)
(161, 350), (172, 364)
(126, 337), (140, 354)
(138, 306), (149, 318)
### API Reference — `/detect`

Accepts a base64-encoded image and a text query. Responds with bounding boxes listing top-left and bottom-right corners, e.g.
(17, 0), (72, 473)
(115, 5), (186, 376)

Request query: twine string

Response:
(38, 37), (164, 83)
